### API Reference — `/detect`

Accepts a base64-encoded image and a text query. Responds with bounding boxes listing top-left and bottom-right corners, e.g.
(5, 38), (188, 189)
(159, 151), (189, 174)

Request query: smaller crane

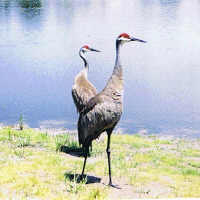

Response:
(72, 45), (100, 150)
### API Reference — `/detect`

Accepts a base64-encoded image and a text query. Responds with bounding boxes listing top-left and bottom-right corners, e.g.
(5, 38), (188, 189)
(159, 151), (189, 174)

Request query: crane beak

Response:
(90, 48), (101, 52)
(130, 37), (147, 43)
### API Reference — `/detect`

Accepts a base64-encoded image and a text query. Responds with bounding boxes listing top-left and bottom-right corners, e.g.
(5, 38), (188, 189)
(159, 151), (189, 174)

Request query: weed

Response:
(4, 128), (31, 149)
(87, 187), (106, 200)
(188, 161), (200, 168)
(40, 132), (48, 141)
(65, 171), (87, 194)
(181, 168), (200, 176)
(55, 134), (79, 152)
(13, 147), (25, 158)
(8, 128), (12, 141)
(16, 134), (31, 147)
(18, 114), (24, 130)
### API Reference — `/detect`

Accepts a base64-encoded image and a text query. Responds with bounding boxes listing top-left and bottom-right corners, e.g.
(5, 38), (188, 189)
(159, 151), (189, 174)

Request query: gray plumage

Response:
(72, 68), (97, 113)
(78, 33), (146, 186)
(78, 62), (123, 147)
(72, 46), (99, 114)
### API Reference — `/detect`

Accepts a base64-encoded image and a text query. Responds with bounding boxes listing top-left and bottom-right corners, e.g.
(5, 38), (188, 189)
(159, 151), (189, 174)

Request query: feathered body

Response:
(72, 67), (97, 113)
(72, 46), (98, 114)
(78, 63), (123, 147)
(72, 46), (100, 150)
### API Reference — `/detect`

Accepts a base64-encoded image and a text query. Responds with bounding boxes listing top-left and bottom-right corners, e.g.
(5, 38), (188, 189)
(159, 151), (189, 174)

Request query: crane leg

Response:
(106, 131), (112, 186)
(81, 146), (89, 179)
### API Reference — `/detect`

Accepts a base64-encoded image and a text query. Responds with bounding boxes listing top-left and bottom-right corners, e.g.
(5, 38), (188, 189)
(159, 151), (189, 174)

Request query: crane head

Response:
(80, 45), (101, 53)
(117, 33), (147, 44)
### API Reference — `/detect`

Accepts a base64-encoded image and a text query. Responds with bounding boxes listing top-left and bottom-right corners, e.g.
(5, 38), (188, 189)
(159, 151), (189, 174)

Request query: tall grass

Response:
(55, 134), (79, 152)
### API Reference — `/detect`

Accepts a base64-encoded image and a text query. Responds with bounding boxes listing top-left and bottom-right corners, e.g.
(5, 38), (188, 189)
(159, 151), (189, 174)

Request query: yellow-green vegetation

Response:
(0, 128), (200, 199)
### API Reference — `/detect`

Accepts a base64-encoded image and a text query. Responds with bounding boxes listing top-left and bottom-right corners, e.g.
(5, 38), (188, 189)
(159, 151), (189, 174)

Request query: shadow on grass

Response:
(60, 145), (84, 157)
(60, 145), (93, 157)
(64, 173), (101, 184)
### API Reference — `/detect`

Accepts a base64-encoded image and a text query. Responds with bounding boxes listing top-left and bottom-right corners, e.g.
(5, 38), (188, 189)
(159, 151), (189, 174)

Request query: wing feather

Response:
(72, 71), (97, 113)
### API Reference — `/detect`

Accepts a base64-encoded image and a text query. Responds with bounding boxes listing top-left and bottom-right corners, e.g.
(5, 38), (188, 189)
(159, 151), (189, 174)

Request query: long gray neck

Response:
(113, 40), (122, 75)
(79, 50), (89, 71)
(103, 39), (123, 95)
(115, 40), (121, 66)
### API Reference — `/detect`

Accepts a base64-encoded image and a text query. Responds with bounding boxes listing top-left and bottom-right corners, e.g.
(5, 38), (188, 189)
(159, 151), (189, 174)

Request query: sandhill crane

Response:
(72, 45), (100, 150)
(78, 33), (146, 186)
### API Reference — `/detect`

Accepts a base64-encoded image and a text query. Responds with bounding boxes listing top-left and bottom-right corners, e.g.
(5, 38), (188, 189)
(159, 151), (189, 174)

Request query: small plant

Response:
(55, 135), (67, 152)
(55, 134), (79, 152)
(37, 132), (49, 145)
(8, 128), (12, 141)
(65, 172), (87, 194)
(89, 148), (101, 157)
(40, 132), (48, 141)
(13, 147), (25, 158)
(16, 134), (31, 147)
(18, 114), (24, 131)
(88, 187), (104, 200)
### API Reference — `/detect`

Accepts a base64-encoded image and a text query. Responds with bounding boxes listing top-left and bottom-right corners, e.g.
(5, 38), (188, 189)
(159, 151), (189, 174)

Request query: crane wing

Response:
(80, 96), (99, 115)
(72, 77), (97, 113)
(80, 93), (108, 115)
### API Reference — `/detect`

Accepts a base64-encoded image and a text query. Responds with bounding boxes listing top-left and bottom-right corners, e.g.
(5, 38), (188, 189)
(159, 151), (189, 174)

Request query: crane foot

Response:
(108, 183), (121, 189)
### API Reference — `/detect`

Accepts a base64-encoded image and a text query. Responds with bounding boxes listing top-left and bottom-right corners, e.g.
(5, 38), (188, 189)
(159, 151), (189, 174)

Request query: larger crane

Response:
(78, 33), (146, 186)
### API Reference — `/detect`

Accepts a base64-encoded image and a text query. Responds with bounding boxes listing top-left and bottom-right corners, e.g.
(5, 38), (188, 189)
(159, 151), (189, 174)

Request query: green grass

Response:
(0, 128), (200, 199)
(55, 134), (79, 152)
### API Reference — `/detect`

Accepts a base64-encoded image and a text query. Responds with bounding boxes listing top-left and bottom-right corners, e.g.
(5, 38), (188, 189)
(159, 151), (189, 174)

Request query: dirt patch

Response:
(98, 177), (171, 199)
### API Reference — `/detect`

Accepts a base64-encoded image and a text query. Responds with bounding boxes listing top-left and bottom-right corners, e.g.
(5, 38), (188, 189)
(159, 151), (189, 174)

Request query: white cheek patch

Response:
(83, 48), (89, 52)
(119, 37), (130, 41)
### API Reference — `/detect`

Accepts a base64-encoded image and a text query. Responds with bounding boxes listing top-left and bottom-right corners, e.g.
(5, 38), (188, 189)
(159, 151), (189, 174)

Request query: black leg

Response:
(81, 146), (88, 178)
(106, 131), (112, 186)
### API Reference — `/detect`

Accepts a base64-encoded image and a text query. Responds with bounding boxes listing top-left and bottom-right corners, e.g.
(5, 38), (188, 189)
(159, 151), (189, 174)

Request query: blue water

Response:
(0, 0), (200, 137)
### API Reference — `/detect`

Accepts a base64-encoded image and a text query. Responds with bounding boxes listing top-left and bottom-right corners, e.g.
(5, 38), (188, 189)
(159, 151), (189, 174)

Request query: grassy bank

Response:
(0, 128), (200, 199)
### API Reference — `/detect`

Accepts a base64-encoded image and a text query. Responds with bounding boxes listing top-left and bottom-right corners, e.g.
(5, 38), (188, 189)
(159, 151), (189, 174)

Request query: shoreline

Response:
(0, 123), (200, 142)
(1, 119), (200, 139)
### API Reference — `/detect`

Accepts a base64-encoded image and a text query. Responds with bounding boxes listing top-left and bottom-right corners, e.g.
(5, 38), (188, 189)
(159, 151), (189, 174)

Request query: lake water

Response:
(0, 0), (200, 137)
